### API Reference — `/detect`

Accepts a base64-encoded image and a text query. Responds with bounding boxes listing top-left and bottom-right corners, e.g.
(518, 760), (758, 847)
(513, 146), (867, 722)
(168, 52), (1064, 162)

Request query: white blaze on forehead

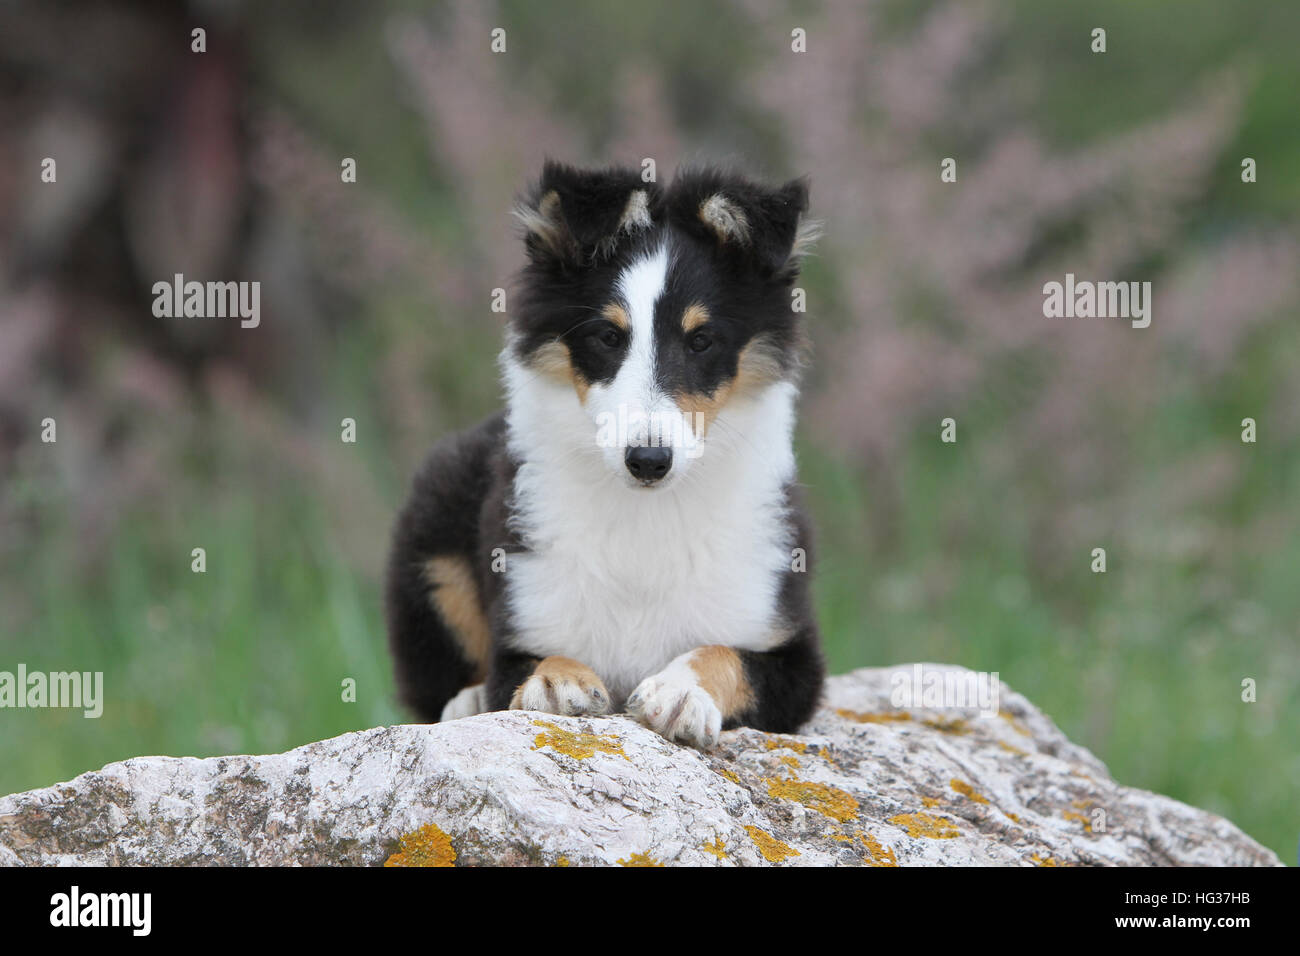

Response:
(616, 241), (669, 358)
(600, 243), (675, 445)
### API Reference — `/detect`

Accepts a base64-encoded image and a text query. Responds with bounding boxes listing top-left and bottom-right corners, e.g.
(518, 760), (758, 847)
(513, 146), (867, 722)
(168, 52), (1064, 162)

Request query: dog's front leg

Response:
(626, 634), (825, 749)
(488, 649), (612, 717)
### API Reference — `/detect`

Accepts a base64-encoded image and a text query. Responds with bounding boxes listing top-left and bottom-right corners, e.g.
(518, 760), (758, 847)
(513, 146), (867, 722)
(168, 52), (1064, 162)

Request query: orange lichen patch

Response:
(998, 740), (1028, 756)
(1005, 812), (1022, 823)
(860, 832), (899, 867)
(764, 736), (809, 754)
(1061, 810), (1093, 832)
(531, 719), (626, 760)
(836, 708), (910, 724)
(828, 830), (853, 842)
(717, 768), (742, 784)
(921, 796), (941, 808)
(1030, 853), (1061, 867)
(701, 837), (728, 860)
(889, 812), (961, 839)
(384, 823), (456, 867)
(766, 778), (859, 823)
(779, 755), (801, 769)
(617, 852), (663, 867)
(950, 779), (990, 804)
(921, 716), (970, 735)
(999, 710), (1032, 736)
(1071, 799), (1092, 810)
(745, 826), (800, 862)
(555, 856), (570, 867)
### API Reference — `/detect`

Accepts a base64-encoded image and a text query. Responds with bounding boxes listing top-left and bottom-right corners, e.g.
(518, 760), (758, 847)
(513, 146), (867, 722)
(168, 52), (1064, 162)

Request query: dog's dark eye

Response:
(688, 330), (713, 353)
(597, 327), (623, 349)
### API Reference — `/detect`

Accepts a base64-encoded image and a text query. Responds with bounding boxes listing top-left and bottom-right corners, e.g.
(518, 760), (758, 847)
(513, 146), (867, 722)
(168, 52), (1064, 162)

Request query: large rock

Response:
(0, 665), (1280, 866)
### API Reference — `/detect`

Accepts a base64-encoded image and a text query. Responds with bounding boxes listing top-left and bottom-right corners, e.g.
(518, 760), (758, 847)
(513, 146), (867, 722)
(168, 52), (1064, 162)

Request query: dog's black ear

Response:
(668, 168), (819, 281)
(514, 161), (660, 266)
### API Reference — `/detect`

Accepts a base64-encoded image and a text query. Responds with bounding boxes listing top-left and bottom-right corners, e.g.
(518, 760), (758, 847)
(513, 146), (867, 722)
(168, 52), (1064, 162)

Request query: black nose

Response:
(625, 445), (673, 483)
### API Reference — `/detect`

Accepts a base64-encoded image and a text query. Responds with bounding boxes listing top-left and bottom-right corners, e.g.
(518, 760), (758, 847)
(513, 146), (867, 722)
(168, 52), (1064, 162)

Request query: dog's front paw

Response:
(510, 656), (611, 716)
(626, 672), (723, 750)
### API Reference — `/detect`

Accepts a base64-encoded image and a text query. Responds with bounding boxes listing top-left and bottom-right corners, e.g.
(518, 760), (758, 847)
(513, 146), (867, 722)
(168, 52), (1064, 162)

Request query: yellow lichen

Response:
(532, 719), (627, 760)
(701, 837), (728, 860)
(921, 716), (970, 735)
(779, 755), (801, 769)
(1005, 812), (1022, 823)
(889, 812), (961, 839)
(718, 768), (741, 784)
(384, 823), (456, 867)
(745, 826), (800, 862)
(1062, 809), (1093, 832)
(766, 777), (859, 823)
(999, 710), (1032, 736)
(617, 852), (663, 867)
(836, 708), (910, 724)
(555, 856), (570, 867)
(860, 832), (899, 867)
(1030, 853), (1061, 867)
(949, 779), (990, 804)
(921, 796), (941, 808)
(998, 740), (1028, 756)
(764, 736), (809, 753)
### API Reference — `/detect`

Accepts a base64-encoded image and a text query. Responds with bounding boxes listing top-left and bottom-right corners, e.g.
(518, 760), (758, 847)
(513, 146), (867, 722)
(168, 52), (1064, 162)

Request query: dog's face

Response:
(507, 162), (816, 490)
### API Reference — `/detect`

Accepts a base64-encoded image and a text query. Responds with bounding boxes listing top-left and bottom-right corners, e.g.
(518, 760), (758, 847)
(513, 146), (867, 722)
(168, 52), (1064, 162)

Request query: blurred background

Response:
(1, 0), (1296, 860)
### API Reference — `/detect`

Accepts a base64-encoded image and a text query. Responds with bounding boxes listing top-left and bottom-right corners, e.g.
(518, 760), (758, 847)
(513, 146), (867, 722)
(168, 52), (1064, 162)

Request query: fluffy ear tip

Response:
(790, 217), (823, 260)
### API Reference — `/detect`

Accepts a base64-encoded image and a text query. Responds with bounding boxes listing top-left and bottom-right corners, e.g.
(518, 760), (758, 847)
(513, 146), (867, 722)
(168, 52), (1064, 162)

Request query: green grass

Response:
(5, 329), (1296, 864)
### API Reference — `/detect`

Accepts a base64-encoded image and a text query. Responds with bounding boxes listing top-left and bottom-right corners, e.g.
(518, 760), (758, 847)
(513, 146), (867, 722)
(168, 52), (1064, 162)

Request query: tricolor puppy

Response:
(385, 162), (825, 748)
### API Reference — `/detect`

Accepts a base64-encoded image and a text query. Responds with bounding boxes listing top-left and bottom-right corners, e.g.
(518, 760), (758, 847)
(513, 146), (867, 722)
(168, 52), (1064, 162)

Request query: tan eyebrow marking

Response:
(682, 303), (710, 333)
(602, 302), (630, 331)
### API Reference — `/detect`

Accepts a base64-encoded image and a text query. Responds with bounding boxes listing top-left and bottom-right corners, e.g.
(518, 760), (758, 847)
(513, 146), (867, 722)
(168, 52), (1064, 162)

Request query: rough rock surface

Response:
(0, 665), (1280, 866)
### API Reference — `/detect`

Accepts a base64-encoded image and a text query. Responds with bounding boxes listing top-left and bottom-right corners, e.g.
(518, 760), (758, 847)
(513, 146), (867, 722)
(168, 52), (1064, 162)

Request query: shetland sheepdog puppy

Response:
(385, 161), (825, 748)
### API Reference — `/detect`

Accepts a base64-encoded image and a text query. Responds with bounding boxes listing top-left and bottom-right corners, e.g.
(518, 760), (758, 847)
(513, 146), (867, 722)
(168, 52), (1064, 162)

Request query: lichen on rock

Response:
(0, 666), (1283, 867)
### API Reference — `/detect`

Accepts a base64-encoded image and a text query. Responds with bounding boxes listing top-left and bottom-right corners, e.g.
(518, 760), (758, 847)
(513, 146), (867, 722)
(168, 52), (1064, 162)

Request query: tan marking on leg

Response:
(681, 302), (710, 333)
(672, 334), (787, 437)
(529, 340), (590, 403)
(423, 556), (490, 680)
(602, 301), (630, 331)
(688, 646), (754, 719)
(510, 656), (607, 710)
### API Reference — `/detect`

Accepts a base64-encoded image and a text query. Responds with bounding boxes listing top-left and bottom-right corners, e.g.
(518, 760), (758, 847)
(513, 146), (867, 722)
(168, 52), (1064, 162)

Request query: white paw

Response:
(440, 683), (488, 722)
(626, 672), (723, 750)
(511, 669), (610, 716)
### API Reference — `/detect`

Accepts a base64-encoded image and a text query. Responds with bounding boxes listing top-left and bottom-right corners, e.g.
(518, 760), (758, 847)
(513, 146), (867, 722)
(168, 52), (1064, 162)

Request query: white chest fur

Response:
(501, 364), (800, 701)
